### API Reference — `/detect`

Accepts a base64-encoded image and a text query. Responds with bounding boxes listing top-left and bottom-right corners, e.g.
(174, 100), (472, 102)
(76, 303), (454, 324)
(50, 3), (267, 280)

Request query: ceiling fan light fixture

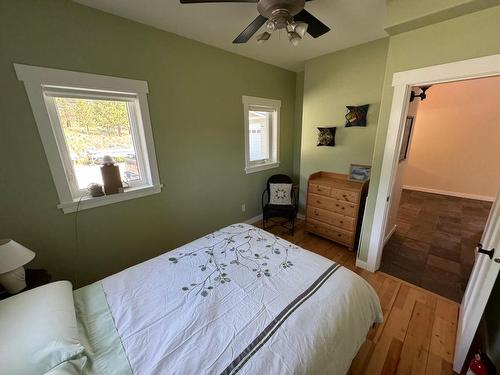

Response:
(288, 31), (301, 47)
(266, 20), (276, 32)
(182, 0), (331, 45)
(294, 22), (308, 38)
(256, 31), (271, 44)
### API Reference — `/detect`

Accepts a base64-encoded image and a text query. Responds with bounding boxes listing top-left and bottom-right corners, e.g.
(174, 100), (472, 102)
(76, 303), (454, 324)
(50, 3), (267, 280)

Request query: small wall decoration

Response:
(317, 127), (336, 146)
(345, 104), (369, 127)
(348, 164), (371, 182)
(399, 116), (414, 162)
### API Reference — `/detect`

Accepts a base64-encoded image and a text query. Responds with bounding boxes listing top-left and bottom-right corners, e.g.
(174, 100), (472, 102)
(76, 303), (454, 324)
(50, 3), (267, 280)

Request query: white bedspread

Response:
(102, 223), (382, 375)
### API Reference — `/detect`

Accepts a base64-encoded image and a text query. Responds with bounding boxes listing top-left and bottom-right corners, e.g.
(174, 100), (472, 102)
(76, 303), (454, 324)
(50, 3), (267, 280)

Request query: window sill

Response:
(245, 162), (280, 174)
(57, 184), (163, 214)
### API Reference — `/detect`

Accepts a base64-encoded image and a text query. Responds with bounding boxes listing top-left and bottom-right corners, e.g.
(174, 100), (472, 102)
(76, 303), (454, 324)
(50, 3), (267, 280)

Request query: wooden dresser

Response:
(305, 171), (369, 250)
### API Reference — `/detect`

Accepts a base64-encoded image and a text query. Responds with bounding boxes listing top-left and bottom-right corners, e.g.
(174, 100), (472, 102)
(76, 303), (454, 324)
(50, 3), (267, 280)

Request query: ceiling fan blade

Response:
(294, 9), (330, 38)
(233, 15), (267, 44)
(180, 0), (256, 3)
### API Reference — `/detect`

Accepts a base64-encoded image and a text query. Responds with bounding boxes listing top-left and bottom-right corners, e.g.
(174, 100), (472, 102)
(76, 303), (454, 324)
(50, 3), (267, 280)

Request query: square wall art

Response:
(345, 104), (369, 127)
(317, 127), (336, 146)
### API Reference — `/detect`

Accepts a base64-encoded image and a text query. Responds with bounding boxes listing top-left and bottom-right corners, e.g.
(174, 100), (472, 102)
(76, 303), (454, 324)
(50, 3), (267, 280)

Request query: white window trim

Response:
(15, 64), (162, 213)
(242, 95), (280, 174)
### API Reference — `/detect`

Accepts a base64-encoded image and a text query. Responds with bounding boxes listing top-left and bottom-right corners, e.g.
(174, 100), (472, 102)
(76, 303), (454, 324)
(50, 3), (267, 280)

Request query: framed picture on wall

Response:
(348, 164), (371, 182)
(399, 116), (414, 162)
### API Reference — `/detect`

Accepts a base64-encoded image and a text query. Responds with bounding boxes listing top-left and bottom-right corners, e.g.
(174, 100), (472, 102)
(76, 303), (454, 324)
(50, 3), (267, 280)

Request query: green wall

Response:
(0, 0), (297, 287)
(299, 38), (389, 209)
(385, 0), (500, 34)
(293, 71), (304, 181)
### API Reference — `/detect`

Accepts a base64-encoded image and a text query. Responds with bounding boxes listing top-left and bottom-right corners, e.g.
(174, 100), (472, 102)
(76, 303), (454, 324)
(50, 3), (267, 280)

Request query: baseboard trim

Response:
(402, 185), (495, 202)
(297, 213), (305, 220)
(355, 258), (369, 270)
(245, 214), (262, 224)
(384, 225), (397, 245)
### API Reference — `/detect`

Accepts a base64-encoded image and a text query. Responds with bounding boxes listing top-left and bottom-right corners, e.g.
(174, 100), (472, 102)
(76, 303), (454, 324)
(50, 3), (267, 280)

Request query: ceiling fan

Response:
(179, 0), (331, 46)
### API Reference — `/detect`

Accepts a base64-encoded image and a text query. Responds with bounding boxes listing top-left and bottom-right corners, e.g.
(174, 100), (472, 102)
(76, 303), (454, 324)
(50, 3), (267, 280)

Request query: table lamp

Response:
(0, 239), (35, 294)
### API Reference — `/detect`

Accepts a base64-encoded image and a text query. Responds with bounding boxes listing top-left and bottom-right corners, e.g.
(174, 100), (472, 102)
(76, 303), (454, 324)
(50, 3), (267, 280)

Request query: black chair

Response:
(262, 174), (298, 234)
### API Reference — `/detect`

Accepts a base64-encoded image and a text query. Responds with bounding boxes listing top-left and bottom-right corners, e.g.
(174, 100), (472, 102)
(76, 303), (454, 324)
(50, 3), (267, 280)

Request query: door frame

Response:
(365, 53), (500, 272)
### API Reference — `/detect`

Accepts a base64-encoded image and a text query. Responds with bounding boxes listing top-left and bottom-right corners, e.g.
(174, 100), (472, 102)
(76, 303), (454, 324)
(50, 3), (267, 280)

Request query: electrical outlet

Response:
(241, 204), (246, 212)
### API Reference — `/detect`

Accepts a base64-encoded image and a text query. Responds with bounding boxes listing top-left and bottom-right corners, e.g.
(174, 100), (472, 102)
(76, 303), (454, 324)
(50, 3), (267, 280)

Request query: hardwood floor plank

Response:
(369, 278), (401, 342)
(380, 271), (457, 306)
(350, 340), (375, 375)
(365, 306), (413, 374)
(426, 353), (456, 375)
(381, 338), (403, 375)
(297, 234), (333, 257)
(429, 299), (459, 363)
(440, 359), (455, 375)
(397, 301), (436, 375)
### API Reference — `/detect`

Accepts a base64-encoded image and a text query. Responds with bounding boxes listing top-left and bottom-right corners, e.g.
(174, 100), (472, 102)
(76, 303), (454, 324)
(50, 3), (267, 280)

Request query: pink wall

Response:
(403, 76), (500, 200)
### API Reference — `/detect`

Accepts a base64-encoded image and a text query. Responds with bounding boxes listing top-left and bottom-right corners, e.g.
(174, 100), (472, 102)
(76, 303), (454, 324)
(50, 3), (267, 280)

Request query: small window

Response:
(15, 64), (162, 213)
(46, 91), (148, 195)
(243, 96), (280, 173)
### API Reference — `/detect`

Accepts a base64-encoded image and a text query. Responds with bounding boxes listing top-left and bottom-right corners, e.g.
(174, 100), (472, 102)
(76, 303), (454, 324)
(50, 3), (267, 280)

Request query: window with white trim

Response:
(243, 96), (280, 174)
(15, 64), (162, 213)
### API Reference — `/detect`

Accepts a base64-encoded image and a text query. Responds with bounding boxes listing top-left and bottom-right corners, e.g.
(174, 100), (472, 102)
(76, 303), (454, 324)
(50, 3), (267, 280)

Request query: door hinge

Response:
(477, 243), (495, 259)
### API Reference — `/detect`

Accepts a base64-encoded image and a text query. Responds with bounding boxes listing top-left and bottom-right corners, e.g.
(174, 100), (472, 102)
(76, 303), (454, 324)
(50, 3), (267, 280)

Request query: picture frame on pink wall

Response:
(399, 116), (414, 162)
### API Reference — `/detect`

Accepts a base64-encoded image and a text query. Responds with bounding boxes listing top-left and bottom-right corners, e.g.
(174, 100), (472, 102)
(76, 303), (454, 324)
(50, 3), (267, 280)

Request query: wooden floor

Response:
(257, 219), (459, 375)
(381, 189), (491, 302)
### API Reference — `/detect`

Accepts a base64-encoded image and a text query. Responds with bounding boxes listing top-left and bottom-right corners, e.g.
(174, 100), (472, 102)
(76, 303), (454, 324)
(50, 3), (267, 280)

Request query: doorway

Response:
(379, 77), (499, 302)
(365, 53), (500, 273)
(363, 54), (500, 373)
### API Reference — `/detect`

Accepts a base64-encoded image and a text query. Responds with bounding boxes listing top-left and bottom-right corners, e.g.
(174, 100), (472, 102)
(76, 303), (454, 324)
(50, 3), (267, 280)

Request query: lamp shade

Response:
(0, 239), (35, 274)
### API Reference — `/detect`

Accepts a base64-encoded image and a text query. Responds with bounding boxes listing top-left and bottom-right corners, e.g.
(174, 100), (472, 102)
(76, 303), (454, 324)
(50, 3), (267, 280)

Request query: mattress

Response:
(74, 223), (383, 375)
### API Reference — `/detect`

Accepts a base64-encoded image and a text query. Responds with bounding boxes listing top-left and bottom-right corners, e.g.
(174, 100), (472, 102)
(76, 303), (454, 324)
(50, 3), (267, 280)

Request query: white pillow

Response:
(0, 281), (86, 375)
(269, 183), (293, 205)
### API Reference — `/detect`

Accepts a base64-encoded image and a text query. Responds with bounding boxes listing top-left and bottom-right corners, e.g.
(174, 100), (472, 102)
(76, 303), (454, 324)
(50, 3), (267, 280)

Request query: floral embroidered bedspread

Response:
(100, 223), (382, 375)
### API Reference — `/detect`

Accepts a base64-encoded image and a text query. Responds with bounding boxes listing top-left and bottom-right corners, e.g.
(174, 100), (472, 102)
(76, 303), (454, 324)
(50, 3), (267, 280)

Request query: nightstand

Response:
(0, 269), (51, 300)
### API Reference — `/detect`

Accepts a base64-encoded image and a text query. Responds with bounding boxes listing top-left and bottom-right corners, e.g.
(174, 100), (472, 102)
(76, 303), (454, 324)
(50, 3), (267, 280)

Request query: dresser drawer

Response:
(308, 193), (357, 217)
(306, 218), (353, 246)
(307, 206), (355, 231)
(330, 188), (359, 204)
(309, 183), (331, 197)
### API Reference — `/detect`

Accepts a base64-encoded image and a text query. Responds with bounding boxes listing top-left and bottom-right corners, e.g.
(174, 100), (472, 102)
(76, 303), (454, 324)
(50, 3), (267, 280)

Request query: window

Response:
(243, 96), (280, 173)
(15, 64), (162, 213)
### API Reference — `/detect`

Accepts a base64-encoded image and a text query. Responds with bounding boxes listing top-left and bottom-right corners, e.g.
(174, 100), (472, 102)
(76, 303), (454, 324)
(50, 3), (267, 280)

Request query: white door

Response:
(454, 189), (500, 372)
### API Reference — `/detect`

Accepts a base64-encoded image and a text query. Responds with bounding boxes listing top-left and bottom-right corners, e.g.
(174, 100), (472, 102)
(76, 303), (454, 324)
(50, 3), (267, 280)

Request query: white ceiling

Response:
(74, 0), (387, 72)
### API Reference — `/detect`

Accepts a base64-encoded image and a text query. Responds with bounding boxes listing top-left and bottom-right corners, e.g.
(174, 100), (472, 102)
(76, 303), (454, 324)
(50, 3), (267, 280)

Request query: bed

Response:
(1, 223), (382, 375)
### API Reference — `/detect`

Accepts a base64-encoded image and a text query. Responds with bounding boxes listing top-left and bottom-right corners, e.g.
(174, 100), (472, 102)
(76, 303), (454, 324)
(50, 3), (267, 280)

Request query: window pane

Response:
(248, 110), (271, 162)
(54, 97), (141, 190)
